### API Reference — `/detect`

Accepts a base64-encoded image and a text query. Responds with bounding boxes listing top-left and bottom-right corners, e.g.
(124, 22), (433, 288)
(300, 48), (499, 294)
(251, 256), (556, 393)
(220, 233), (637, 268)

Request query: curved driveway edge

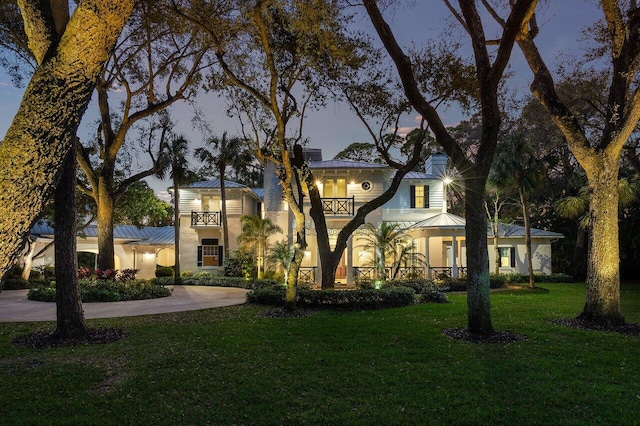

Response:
(0, 286), (249, 322)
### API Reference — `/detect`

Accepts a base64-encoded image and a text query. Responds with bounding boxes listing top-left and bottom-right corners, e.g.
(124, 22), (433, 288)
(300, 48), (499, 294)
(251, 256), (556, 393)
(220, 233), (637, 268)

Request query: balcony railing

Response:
(321, 197), (355, 216)
(191, 211), (222, 227)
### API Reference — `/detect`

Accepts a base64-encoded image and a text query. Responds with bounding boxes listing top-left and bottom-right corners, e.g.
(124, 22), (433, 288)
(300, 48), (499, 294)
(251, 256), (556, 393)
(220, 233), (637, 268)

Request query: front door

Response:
(335, 251), (346, 281)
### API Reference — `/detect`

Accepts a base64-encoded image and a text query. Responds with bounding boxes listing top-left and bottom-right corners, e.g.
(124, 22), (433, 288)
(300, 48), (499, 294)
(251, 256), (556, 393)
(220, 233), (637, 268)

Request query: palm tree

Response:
(489, 135), (542, 288)
(195, 133), (250, 259)
(237, 215), (282, 279)
(157, 135), (197, 284)
(266, 240), (293, 284)
(358, 222), (420, 282)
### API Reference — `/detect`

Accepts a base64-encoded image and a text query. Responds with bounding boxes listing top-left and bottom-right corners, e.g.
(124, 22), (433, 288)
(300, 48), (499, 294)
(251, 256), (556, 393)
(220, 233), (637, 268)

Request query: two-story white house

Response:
(25, 148), (562, 283)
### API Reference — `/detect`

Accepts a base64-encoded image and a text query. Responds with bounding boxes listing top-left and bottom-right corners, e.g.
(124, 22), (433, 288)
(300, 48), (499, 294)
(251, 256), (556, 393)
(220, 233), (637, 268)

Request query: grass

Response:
(1, 283), (639, 425)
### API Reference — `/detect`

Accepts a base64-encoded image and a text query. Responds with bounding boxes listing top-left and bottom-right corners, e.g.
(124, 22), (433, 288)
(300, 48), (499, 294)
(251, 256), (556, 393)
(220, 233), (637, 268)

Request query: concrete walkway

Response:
(0, 286), (249, 322)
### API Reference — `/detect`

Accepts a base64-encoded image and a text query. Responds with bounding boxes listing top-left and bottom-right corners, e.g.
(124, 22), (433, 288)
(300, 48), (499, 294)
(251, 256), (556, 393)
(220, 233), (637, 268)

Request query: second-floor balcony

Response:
(321, 197), (355, 216)
(191, 211), (222, 227)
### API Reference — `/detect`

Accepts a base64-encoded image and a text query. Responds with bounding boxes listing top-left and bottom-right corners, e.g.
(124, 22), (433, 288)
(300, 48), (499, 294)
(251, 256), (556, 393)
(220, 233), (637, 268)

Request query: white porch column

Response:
(452, 236), (459, 279)
(346, 235), (353, 286)
(315, 245), (322, 287)
(425, 236), (430, 278)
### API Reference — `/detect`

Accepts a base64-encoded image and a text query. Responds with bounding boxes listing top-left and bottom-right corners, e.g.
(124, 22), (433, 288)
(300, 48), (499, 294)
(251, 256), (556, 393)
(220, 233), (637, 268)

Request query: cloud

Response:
(156, 190), (171, 202)
(110, 83), (123, 93)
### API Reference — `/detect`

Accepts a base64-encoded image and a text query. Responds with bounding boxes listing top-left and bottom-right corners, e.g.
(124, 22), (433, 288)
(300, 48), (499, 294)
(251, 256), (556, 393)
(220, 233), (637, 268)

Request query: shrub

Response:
(384, 278), (435, 294)
(247, 286), (416, 310)
(419, 290), (449, 304)
(2, 278), (30, 290)
(223, 250), (257, 278)
(77, 267), (139, 282)
(151, 275), (277, 290)
(155, 267), (174, 278)
(502, 272), (574, 284)
(7, 264), (23, 279)
(27, 279), (171, 302)
(41, 265), (56, 281)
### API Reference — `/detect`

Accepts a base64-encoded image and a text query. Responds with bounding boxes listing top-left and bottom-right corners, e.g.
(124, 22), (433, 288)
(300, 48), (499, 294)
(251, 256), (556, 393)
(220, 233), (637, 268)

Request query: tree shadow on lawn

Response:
(548, 318), (640, 336)
(11, 328), (125, 349)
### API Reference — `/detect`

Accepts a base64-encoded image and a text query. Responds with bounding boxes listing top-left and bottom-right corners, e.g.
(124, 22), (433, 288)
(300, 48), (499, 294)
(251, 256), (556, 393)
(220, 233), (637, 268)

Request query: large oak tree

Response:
(514, 1), (640, 325)
(363, 0), (538, 334)
(0, 0), (135, 280)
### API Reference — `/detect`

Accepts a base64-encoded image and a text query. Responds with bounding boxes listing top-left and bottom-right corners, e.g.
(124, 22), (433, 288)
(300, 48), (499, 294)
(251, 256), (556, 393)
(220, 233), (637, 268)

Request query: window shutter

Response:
(218, 246), (224, 266)
(510, 247), (516, 268)
(424, 185), (429, 208)
(197, 246), (203, 267)
(410, 185), (416, 208)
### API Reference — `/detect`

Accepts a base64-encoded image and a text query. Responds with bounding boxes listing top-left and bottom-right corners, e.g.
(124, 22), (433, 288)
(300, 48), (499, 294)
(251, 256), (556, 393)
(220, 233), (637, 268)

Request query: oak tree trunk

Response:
(53, 144), (90, 338)
(21, 238), (37, 281)
(284, 209), (307, 311)
(97, 178), (116, 271)
(0, 0), (135, 279)
(465, 175), (494, 334)
(579, 158), (624, 325)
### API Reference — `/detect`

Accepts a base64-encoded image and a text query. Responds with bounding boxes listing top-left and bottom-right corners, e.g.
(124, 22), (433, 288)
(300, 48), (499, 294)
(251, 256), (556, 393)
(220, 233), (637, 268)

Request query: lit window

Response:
(410, 185), (429, 208)
(198, 238), (223, 267)
(498, 247), (516, 268)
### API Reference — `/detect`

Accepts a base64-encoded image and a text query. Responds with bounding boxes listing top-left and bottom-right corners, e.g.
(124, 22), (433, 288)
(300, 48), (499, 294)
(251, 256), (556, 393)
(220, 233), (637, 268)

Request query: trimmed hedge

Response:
(155, 267), (174, 278)
(247, 286), (416, 309)
(502, 273), (574, 284)
(27, 279), (171, 302)
(152, 276), (277, 290)
(2, 278), (31, 290)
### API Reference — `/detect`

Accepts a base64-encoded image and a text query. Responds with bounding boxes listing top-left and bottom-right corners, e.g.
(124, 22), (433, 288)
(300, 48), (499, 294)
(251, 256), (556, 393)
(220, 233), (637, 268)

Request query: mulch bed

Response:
(548, 318), (640, 336)
(11, 328), (125, 349)
(441, 327), (528, 343)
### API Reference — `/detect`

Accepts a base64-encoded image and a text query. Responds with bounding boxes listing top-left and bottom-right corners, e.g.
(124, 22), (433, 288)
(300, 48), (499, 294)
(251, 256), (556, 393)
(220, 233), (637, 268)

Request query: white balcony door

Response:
(323, 178), (346, 198)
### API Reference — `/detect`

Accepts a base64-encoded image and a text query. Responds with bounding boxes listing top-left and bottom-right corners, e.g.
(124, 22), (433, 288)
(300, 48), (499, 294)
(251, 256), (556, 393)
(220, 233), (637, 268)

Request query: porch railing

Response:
(191, 211), (222, 227)
(428, 266), (467, 278)
(298, 267), (317, 283)
(353, 266), (427, 281)
(321, 197), (355, 216)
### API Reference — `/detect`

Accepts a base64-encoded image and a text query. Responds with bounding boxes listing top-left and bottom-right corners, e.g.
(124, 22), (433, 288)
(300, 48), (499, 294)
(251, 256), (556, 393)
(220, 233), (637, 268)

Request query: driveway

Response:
(0, 286), (249, 322)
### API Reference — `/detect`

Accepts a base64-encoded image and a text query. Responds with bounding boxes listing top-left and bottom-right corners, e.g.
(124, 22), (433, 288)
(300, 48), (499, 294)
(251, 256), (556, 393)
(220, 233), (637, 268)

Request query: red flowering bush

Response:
(77, 268), (138, 282)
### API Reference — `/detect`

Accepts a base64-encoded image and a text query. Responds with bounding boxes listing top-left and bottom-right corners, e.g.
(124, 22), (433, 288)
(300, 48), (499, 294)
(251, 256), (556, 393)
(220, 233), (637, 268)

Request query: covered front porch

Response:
(298, 213), (467, 286)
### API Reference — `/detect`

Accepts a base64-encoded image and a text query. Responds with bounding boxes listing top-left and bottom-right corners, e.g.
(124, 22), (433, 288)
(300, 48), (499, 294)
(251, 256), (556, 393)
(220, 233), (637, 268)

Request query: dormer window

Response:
(410, 185), (430, 208)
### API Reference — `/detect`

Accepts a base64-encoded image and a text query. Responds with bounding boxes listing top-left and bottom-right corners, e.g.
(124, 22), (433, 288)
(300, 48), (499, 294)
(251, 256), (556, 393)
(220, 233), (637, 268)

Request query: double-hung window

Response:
(498, 246), (516, 268)
(410, 185), (430, 208)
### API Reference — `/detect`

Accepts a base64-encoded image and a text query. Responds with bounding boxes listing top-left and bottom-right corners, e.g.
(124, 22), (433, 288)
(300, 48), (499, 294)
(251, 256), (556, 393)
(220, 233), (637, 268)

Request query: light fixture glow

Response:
(443, 176), (453, 185)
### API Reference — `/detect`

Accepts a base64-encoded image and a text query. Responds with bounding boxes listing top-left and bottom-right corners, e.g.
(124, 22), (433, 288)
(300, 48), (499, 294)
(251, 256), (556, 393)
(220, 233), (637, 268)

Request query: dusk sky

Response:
(0, 1), (601, 197)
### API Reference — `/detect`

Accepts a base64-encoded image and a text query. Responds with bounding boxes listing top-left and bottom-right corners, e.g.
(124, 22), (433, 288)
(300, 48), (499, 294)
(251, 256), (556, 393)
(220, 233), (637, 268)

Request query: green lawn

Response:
(1, 283), (639, 425)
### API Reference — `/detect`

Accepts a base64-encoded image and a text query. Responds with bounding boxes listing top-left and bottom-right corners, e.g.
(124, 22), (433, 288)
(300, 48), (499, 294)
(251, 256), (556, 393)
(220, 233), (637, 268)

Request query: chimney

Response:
(425, 152), (447, 177)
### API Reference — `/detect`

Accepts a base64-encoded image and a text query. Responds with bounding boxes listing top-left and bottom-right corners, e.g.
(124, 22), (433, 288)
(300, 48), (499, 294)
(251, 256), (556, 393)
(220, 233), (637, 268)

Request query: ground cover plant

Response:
(1, 283), (639, 425)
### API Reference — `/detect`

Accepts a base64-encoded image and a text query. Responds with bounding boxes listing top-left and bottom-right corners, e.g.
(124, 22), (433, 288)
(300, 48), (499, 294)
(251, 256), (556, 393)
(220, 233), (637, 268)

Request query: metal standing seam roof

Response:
(399, 171), (442, 180)
(408, 213), (467, 229)
(31, 224), (176, 245)
(405, 213), (564, 238)
(309, 160), (390, 169)
(182, 180), (248, 189)
(251, 188), (264, 199)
